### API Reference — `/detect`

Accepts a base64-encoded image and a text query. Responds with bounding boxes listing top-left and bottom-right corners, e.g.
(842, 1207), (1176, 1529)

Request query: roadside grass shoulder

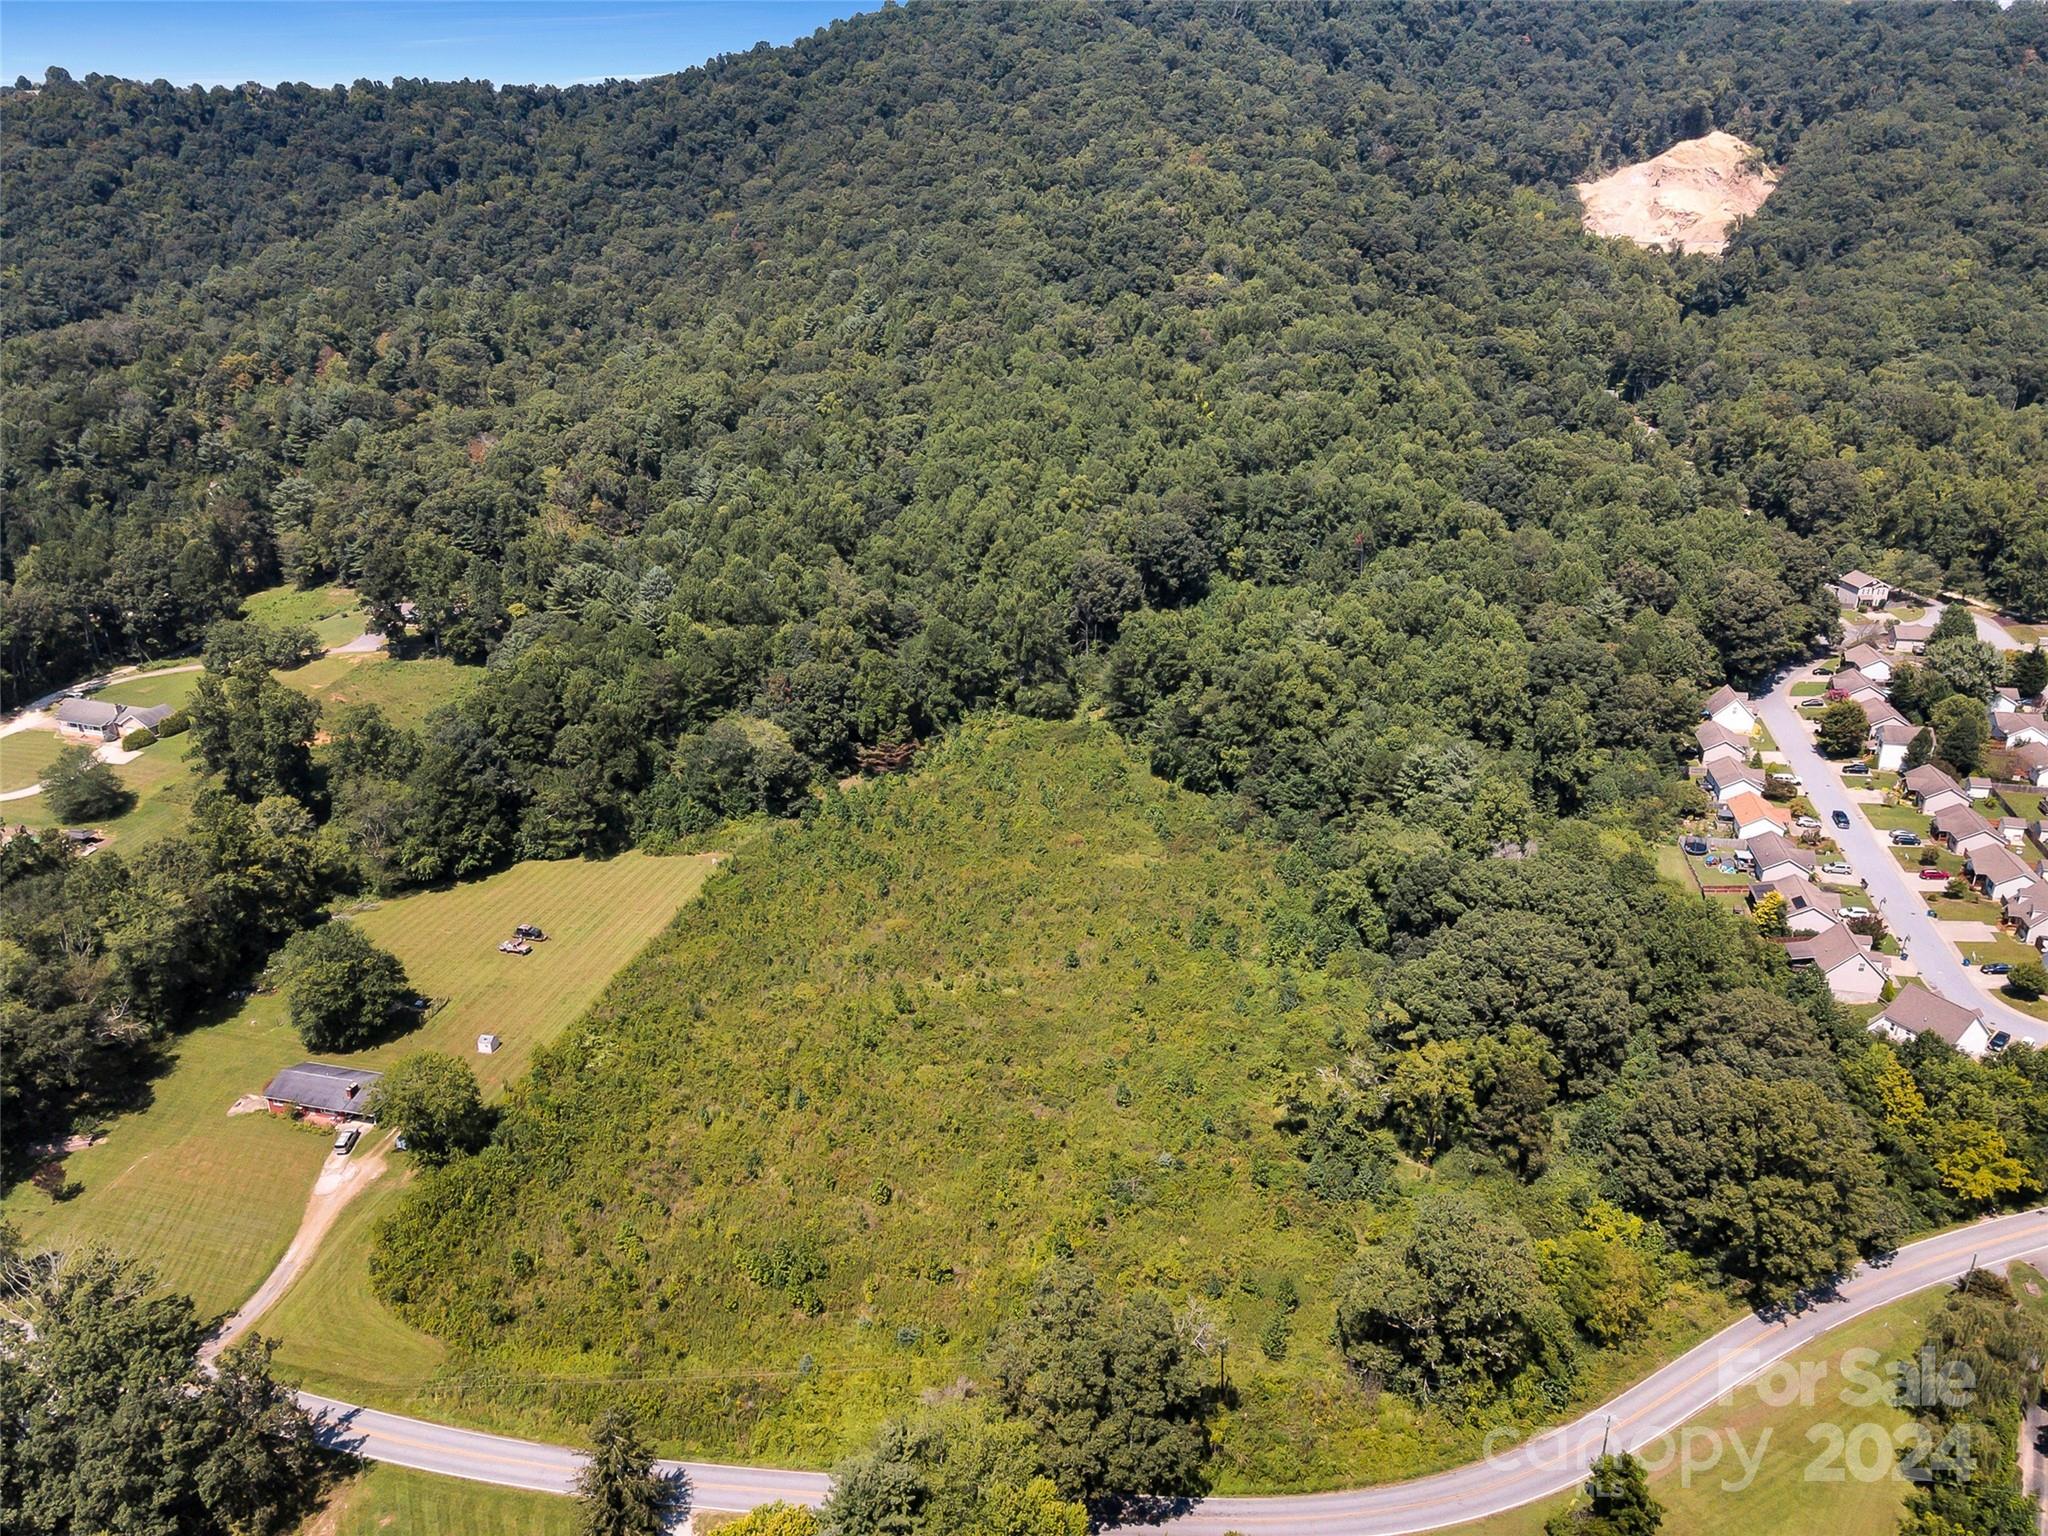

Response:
(1433, 1282), (1952, 1536)
(298, 1460), (575, 1536)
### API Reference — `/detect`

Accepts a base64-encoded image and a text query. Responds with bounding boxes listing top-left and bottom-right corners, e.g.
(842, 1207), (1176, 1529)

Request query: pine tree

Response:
(575, 1409), (672, 1536)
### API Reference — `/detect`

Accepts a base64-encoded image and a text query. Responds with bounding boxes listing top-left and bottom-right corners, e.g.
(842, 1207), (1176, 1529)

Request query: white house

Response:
(1870, 984), (1992, 1058)
(1704, 762), (1767, 804)
(1842, 644), (1892, 683)
(1968, 844), (2038, 903)
(1933, 805), (2004, 857)
(1695, 721), (1750, 769)
(1724, 791), (1790, 841)
(1901, 765), (1969, 817)
(1702, 685), (1757, 735)
(1828, 668), (1888, 706)
(1746, 831), (1817, 884)
(1833, 570), (1891, 609)
(1867, 717), (1920, 774)
(1784, 926), (1890, 1003)
(1748, 874), (1840, 934)
(2013, 744), (2048, 789)
(2007, 881), (2048, 952)
(1991, 710), (2048, 749)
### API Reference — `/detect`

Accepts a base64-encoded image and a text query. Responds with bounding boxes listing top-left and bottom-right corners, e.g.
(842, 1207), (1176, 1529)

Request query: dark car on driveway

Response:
(1832, 809), (1851, 829)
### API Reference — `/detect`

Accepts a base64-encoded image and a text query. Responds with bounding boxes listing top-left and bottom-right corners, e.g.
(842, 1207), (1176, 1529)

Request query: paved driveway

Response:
(1755, 679), (2044, 1044)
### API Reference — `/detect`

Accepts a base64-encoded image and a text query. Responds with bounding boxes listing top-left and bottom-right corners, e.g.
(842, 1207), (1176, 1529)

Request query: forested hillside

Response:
(7, 0), (2048, 1513)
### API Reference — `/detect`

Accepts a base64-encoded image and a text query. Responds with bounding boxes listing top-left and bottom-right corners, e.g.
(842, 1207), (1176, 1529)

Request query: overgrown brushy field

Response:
(375, 720), (1721, 1491)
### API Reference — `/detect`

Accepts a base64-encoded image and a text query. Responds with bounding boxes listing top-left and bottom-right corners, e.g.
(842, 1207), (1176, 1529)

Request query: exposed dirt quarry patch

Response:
(1575, 130), (1777, 255)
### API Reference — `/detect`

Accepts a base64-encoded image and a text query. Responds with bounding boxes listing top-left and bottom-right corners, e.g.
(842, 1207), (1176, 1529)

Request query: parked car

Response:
(1771, 772), (1803, 787)
(1891, 831), (1921, 846)
(1682, 836), (1710, 856)
(332, 1126), (360, 1156)
(1919, 867), (1949, 880)
(515, 924), (549, 941)
(497, 939), (533, 955)
(1832, 810), (1852, 829)
(1843, 762), (1870, 775)
(1990, 1032), (2013, 1054)
(1821, 862), (1853, 876)
(1795, 815), (1821, 829)
(1983, 962), (2013, 975)
(1840, 905), (1872, 919)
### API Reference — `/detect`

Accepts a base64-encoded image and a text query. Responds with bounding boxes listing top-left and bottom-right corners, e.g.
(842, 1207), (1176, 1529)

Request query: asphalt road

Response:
(297, 1211), (2048, 1531)
(1754, 678), (2045, 1044)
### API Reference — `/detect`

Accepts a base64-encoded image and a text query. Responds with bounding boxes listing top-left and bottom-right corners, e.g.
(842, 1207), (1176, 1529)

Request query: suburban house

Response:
(1723, 791), (1790, 840)
(1833, 570), (1891, 609)
(1870, 984), (1992, 1058)
(1901, 765), (1970, 817)
(1747, 874), (1841, 933)
(1968, 843), (2038, 903)
(1866, 714), (1920, 773)
(1695, 721), (1750, 769)
(260, 1062), (382, 1125)
(1892, 618), (1935, 652)
(1991, 710), (2048, 749)
(1746, 831), (1816, 884)
(1702, 685), (1757, 735)
(1842, 644), (1892, 683)
(2013, 743), (2048, 788)
(1932, 805), (2005, 857)
(1827, 667), (1888, 705)
(52, 697), (174, 742)
(1783, 926), (1890, 1003)
(2006, 881), (2048, 952)
(1703, 762), (1767, 803)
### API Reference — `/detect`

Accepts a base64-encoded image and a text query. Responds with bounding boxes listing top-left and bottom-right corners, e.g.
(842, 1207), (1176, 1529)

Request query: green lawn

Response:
(280, 653), (479, 729)
(1931, 896), (2000, 922)
(8, 733), (205, 849)
(1961, 936), (2038, 968)
(1791, 681), (1827, 697)
(1435, 1281), (1957, 1536)
(243, 582), (368, 650)
(1860, 802), (1929, 835)
(3, 852), (721, 1324)
(1, 730), (66, 792)
(0, 996), (321, 1321)
(299, 1461), (575, 1536)
(96, 669), (203, 712)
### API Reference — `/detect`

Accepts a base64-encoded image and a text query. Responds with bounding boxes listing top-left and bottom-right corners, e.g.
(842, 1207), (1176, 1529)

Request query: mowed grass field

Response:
(283, 652), (478, 727)
(301, 1461), (575, 1536)
(7, 732), (205, 849)
(1, 729), (66, 792)
(1, 852), (722, 1323)
(243, 581), (367, 649)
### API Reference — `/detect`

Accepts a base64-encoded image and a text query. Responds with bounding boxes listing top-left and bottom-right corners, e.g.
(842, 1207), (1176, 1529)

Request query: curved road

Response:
(299, 1210), (2048, 1531)
(1755, 674), (2046, 1044)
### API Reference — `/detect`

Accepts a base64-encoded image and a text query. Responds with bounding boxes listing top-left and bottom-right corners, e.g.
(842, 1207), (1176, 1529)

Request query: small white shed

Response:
(477, 1033), (502, 1055)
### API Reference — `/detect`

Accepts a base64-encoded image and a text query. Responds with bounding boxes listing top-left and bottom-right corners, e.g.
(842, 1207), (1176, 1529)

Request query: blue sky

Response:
(3, 1), (875, 88)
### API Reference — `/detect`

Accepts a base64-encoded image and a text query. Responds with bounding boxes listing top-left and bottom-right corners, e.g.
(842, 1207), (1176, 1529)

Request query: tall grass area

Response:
(242, 581), (366, 649)
(280, 652), (478, 727)
(373, 720), (1723, 1491)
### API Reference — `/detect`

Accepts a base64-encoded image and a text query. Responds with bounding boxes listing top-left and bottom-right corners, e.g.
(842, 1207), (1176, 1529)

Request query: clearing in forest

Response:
(1575, 131), (1778, 255)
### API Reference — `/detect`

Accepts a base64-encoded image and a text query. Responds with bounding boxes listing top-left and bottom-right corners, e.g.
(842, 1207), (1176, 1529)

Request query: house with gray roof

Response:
(52, 697), (173, 742)
(1871, 984), (1991, 1057)
(261, 1062), (382, 1122)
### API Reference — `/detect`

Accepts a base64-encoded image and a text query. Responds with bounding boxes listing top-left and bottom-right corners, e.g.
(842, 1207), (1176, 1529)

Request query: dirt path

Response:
(201, 1135), (390, 1362)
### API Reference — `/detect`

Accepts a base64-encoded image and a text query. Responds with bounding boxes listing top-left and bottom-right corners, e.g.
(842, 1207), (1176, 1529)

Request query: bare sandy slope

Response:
(1575, 130), (1777, 255)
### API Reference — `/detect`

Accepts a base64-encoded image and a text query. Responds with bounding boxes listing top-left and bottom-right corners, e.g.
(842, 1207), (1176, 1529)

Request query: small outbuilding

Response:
(261, 1061), (382, 1125)
(477, 1033), (502, 1054)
